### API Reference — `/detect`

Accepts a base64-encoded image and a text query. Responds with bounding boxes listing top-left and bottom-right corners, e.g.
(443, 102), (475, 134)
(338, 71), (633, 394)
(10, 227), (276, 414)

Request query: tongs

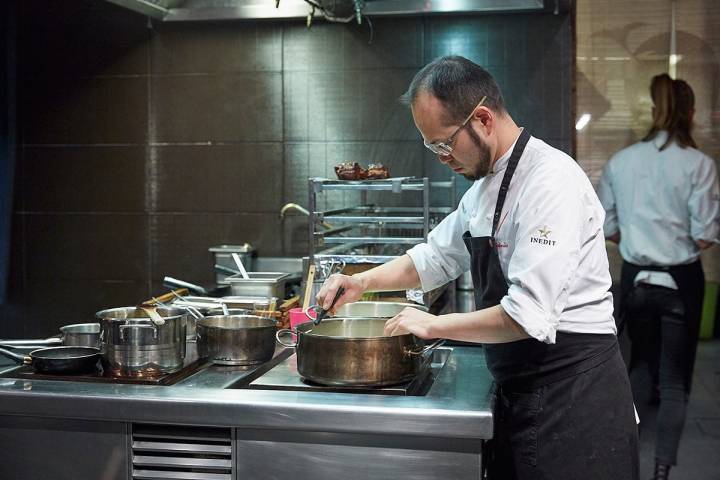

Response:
(313, 287), (345, 325)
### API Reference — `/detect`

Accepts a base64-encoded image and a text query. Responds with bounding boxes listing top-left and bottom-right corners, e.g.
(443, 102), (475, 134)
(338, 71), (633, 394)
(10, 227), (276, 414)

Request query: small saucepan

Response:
(197, 315), (276, 366)
(0, 346), (101, 374)
(0, 323), (101, 349)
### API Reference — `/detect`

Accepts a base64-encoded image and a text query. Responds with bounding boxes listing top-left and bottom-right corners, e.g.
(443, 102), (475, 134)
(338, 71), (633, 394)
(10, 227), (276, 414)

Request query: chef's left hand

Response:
(384, 307), (437, 339)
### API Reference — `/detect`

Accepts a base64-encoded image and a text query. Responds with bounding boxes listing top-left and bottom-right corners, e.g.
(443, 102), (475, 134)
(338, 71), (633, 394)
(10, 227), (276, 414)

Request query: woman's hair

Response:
(642, 73), (697, 150)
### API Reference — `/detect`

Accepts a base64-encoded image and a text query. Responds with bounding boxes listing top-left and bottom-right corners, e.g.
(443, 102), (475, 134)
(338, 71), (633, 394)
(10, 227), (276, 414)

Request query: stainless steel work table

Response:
(0, 346), (494, 479)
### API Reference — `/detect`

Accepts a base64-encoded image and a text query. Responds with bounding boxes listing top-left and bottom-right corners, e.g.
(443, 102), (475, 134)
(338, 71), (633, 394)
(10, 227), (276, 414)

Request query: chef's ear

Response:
(475, 107), (494, 133)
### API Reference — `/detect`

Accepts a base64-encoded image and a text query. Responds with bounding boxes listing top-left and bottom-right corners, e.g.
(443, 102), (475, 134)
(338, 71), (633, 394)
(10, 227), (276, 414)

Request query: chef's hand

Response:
(384, 307), (437, 339)
(315, 274), (364, 312)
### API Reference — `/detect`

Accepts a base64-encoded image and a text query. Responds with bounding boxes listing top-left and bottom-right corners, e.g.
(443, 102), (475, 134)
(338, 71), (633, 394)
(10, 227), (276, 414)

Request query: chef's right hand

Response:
(315, 274), (365, 312)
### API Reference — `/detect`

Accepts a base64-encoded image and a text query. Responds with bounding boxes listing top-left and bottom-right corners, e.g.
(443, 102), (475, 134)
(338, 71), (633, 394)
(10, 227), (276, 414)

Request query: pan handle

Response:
(275, 329), (297, 348)
(0, 337), (62, 346)
(0, 346), (30, 364)
(119, 324), (158, 342)
(405, 338), (445, 357)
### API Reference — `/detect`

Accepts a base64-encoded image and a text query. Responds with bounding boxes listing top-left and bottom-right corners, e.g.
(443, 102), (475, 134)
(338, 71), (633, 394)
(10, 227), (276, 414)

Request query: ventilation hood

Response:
(105, 0), (564, 22)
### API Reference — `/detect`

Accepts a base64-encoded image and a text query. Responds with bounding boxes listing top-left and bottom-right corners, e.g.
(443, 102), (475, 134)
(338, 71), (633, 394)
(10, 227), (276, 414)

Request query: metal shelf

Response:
(307, 176), (458, 310)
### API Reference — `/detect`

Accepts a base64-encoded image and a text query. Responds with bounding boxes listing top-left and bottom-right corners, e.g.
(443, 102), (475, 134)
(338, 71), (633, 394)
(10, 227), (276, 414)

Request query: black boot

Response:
(652, 462), (671, 480)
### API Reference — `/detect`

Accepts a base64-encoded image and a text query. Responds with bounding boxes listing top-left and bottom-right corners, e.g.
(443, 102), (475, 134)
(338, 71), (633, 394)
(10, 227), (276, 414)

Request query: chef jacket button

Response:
(471, 210), (477, 217)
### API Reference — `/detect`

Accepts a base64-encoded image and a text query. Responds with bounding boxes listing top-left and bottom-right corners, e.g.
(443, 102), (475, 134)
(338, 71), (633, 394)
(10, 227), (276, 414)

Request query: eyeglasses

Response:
(423, 96), (487, 156)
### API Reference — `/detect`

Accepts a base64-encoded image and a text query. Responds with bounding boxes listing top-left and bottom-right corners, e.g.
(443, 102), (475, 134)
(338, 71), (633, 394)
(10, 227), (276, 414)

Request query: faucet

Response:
(280, 203), (334, 230)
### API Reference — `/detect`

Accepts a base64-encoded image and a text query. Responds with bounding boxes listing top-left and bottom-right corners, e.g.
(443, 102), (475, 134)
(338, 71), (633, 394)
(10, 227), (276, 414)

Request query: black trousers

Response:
(626, 284), (689, 466)
(487, 347), (639, 480)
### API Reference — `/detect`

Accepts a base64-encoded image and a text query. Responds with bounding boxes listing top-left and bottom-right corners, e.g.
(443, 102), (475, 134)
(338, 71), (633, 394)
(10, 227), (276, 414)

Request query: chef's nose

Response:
(438, 153), (452, 164)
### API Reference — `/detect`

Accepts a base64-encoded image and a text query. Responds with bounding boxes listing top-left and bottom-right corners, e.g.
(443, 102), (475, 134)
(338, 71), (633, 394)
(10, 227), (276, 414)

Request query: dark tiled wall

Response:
(1, 0), (572, 337)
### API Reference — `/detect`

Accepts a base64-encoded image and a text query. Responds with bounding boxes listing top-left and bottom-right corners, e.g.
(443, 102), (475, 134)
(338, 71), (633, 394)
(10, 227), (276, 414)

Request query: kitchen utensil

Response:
(311, 287), (345, 325)
(163, 276), (208, 295)
(279, 295), (300, 311)
(196, 315), (276, 365)
(206, 307), (251, 316)
(0, 346), (101, 374)
(232, 253), (250, 280)
(0, 323), (101, 349)
(147, 289), (189, 306)
(215, 264), (240, 276)
(302, 264), (316, 312)
(140, 306), (166, 326)
(275, 318), (444, 386)
(96, 307), (187, 377)
(220, 302), (230, 315)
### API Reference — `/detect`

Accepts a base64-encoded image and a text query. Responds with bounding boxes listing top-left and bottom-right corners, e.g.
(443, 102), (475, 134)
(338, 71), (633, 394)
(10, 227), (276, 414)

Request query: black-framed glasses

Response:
(423, 96), (487, 156)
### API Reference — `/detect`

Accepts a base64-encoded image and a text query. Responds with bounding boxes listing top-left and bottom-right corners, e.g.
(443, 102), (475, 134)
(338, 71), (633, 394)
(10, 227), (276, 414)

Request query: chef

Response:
(316, 55), (639, 479)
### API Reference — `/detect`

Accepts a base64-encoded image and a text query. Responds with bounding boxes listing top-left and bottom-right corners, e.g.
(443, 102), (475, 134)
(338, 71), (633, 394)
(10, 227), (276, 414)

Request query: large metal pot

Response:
(196, 315), (276, 366)
(95, 307), (187, 377)
(330, 301), (428, 318)
(276, 318), (441, 387)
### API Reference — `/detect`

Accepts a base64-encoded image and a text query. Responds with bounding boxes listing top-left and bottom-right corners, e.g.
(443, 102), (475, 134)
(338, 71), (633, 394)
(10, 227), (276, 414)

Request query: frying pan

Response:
(0, 323), (101, 348)
(0, 346), (101, 374)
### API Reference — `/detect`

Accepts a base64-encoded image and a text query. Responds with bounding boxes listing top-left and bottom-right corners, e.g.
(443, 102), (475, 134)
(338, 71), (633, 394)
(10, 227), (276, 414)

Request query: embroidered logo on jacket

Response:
(530, 226), (556, 246)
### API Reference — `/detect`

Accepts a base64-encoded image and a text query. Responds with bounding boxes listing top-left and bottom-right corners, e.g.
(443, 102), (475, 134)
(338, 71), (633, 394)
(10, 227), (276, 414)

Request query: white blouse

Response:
(598, 131), (720, 288)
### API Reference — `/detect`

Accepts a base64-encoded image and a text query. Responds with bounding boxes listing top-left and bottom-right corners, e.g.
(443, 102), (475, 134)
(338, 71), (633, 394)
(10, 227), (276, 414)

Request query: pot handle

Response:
(0, 346), (29, 364)
(303, 305), (319, 321)
(0, 337), (61, 346)
(405, 338), (445, 357)
(275, 329), (297, 348)
(119, 324), (158, 341)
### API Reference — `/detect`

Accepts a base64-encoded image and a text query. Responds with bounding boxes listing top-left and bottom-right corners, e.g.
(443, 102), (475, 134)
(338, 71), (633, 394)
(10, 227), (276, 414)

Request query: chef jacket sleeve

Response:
(688, 154), (720, 243)
(500, 164), (596, 344)
(597, 161), (619, 237)
(406, 206), (471, 292)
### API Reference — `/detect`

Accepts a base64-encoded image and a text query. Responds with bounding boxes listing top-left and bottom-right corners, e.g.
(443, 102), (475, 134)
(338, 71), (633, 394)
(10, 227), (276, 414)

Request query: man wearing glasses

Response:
(316, 56), (638, 479)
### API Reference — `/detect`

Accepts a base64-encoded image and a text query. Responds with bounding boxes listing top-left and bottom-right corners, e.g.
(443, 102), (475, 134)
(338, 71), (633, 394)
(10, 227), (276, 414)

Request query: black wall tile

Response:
(151, 73), (282, 142)
(24, 214), (147, 281)
(425, 16), (491, 67)
(20, 280), (148, 338)
(22, 76), (148, 145)
(153, 144), (283, 213)
(152, 22), (282, 74)
(21, 146), (146, 212)
(18, 0), (149, 79)
(151, 213), (283, 286)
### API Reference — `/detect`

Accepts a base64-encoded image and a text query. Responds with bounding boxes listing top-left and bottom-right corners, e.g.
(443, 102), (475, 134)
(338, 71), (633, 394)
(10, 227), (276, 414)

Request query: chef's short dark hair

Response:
(401, 56), (506, 123)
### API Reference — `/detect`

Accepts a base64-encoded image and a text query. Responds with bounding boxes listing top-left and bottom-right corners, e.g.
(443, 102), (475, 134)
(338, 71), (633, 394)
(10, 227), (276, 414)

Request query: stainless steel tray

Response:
(225, 272), (290, 298)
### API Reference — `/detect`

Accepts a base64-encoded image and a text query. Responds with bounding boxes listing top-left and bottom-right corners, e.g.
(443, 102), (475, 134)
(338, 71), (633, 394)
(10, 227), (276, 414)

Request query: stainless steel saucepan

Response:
(0, 323), (101, 349)
(276, 318), (443, 387)
(196, 315), (276, 366)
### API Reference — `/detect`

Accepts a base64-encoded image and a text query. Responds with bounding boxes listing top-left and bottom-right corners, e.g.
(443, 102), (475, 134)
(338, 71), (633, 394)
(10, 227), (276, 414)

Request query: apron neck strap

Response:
(492, 128), (531, 236)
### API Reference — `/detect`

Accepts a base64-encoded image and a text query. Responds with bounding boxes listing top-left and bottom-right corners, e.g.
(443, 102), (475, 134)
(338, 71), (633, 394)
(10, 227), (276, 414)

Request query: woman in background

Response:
(598, 74), (719, 480)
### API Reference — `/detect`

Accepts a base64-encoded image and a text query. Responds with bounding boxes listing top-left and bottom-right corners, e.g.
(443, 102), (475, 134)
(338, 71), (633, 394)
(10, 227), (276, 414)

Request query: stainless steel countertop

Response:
(0, 346), (494, 439)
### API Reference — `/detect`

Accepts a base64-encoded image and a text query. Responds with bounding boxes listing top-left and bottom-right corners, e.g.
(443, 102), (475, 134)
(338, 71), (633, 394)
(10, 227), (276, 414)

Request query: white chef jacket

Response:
(407, 134), (616, 344)
(597, 131), (720, 289)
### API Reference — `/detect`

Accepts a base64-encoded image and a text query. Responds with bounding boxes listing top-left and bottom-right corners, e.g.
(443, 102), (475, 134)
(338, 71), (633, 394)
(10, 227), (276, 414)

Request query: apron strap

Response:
(492, 128), (531, 236)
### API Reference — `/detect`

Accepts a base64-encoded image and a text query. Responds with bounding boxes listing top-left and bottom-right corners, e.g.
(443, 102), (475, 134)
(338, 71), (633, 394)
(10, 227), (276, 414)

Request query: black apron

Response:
(619, 260), (705, 393)
(463, 129), (638, 479)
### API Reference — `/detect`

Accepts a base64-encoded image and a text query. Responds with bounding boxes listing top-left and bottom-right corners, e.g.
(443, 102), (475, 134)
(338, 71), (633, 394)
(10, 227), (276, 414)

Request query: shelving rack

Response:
(306, 176), (457, 307)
